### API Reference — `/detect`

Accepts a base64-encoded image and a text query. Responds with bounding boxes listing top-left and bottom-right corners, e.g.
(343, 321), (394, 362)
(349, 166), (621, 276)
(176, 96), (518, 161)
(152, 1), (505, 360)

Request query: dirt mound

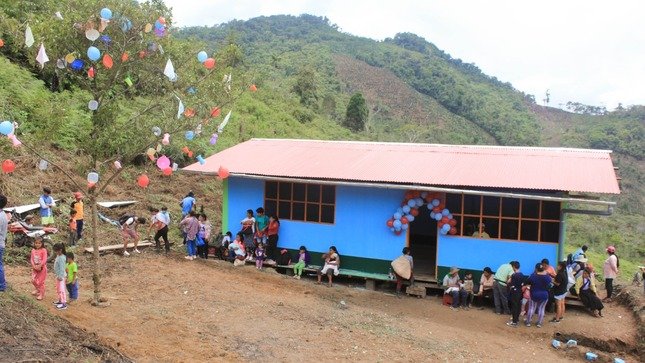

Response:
(0, 289), (130, 362)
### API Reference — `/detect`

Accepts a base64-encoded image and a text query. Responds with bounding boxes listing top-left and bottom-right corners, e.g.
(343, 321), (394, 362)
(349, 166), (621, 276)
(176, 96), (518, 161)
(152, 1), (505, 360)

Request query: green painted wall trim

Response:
(222, 178), (229, 232)
(283, 248), (392, 274)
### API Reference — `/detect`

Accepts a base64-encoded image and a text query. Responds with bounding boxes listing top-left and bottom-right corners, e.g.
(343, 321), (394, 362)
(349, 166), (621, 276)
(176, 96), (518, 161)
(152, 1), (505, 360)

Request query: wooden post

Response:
(365, 279), (376, 291)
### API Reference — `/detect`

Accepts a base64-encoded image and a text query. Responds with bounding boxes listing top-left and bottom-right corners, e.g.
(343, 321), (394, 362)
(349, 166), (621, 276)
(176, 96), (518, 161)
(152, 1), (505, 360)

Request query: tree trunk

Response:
(89, 193), (102, 305)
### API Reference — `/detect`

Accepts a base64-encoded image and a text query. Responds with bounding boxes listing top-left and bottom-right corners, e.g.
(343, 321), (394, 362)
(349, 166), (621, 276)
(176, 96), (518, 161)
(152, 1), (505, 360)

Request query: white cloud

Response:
(163, 0), (645, 109)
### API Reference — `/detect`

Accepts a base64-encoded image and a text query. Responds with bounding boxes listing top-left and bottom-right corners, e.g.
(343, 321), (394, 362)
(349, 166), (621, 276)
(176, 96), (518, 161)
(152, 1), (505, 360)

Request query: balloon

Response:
(420, 192), (428, 199)
(162, 167), (172, 176)
(406, 214), (415, 222)
(121, 52), (129, 62)
(393, 220), (402, 229)
(209, 133), (219, 145)
(442, 224), (451, 233)
(210, 107), (221, 117)
(185, 130), (194, 140)
(410, 208), (419, 217)
(154, 20), (164, 30)
(427, 203), (434, 211)
(430, 212), (436, 219)
(2, 159), (15, 173)
(154, 27), (165, 37)
(401, 223), (409, 230)
(432, 207), (441, 214)
(440, 229), (448, 235)
(152, 126), (162, 137)
(441, 209), (450, 216)
(88, 67), (95, 78)
(0, 121), (14, 135)
(386, 219), (394, 228)
(402, 205), (411, 214)
(88, 100), (99, 110)
(393, 212), (402, 220)
(100, 8), (112, 20)
(449, 227), (457, 235)
(120, 18), (132, 32)
(146, 148), (156, 157)
(395, 230), (402, 236)
(434, 213), (442, 221)
(396, 207), (403, 215)
(144, 23), (152, 33)
(156, 155), (170, 170)
(448, 219), (457, 227)
(447, 213), (453, 220)
(196, 155), (205, 165)
(249, 84), (257, 92)
(172, 162), (178, 171)
(85, 29), (100, 41)
(431, 199), (440, 207)
(158, 16), (166, 25)
(102, 54), (113, 69)
(400, 217), (409, 225)
(0, 39), (4, 48)
(114, 160), (122, 170)
(441, 216), (450, 224)
(218, 165), (230, 179)
(87, 46), (100, 61)
(88, 182), (96, 189)
(407, 199), (416, 208)
(65, 53), (76, 64)
(38, 159), (48, 171)
(9, 134), (21, 147)
(100, 35), (111, 46)
(203, 58), (215, 69)
(137, 174), (149, 188)
(162, 133), (170, 145)
(70, 59), (84, 71)
(197, 51), (208, 63)
(87, 172), (99, 183)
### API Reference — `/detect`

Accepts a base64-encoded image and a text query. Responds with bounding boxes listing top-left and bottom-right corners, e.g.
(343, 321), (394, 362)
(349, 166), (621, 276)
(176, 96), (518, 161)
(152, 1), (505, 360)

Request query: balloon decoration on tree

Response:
(2, 159), (15, 173)
(0, 121), (14, 135)
(385, 191), (459, 236)
(137, 174), (150, 188)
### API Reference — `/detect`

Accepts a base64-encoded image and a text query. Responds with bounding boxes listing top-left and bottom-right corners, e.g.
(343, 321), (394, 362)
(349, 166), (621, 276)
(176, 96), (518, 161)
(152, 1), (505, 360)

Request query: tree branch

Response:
(19, 140), (82, 191)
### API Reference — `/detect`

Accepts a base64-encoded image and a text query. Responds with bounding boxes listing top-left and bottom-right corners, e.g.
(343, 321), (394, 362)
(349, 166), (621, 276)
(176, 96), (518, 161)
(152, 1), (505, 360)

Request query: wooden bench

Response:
(83, 241), (153, 254)
(265, 262), (392, 289)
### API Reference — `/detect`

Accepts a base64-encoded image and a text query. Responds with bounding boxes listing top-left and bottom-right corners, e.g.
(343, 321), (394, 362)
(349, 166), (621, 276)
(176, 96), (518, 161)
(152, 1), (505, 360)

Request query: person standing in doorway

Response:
(70, 192), (84, 241)
(493, 261), (516, 315)
(603, 246), (619, 302)
(0, 194), (7, 292)
(38, 187), (56, 226)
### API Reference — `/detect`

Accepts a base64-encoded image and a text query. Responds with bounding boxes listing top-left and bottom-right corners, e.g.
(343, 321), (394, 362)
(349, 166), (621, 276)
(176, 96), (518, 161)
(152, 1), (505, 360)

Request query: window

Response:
(264, 181), (335, 224)
(448, 193), (560, 243)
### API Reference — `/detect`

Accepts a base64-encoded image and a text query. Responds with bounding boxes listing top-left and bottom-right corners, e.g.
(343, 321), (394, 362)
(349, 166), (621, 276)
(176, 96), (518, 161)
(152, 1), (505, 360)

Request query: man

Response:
(38, 187), (56, 226)
(120, 214), (146, 256)
(571, 245), (588, 261)
(493, 261), (516, 315)
(180, 191), (196, 218)
(0, 194), (8, 292)
(70, 192), (84, 240)
(443, 266), (468, 310)
(472, 222), (490, 238)
(149, 207), (170, 253)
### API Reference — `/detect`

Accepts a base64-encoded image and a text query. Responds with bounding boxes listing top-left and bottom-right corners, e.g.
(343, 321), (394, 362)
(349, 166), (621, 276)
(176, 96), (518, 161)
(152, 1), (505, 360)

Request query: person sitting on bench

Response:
(443, 266), (468, 310)
(317, 246), (340, 287)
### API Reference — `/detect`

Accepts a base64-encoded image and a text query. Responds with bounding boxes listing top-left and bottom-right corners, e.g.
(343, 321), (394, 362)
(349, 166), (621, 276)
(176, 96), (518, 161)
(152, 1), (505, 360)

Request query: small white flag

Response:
(55, 11), (63, 20)
(163, 59), (176, 81)
(176, 96), (184, 119)
(25, 25), (34, 48)
(35, 43), (49, 68)
(217, 111), (232, 133)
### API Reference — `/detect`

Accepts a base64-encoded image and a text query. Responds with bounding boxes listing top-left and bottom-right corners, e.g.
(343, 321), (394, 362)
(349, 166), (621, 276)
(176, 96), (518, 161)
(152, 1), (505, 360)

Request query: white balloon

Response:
(88, 100), (99, 110)
(85, 29), (100, 41)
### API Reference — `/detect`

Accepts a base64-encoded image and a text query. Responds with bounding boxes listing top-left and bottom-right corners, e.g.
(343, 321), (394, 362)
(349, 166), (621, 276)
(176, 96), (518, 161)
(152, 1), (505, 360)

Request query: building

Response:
(184, 139), (619, 282)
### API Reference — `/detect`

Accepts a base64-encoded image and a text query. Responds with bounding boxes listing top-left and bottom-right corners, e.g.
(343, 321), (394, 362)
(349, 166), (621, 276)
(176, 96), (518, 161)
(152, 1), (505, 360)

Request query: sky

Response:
(162, 0), (645, 110)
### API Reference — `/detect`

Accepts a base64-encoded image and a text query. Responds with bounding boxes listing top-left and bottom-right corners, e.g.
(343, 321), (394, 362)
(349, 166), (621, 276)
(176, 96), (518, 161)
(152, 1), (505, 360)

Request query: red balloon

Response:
(88, 182), (96, 189)
(210, 107), (221, 117)
(162, 167), (172, 176)
(386, 219), (394, 228)
(400, 217), (409, 225)
(2, 159), (15, 173)
(395, 230), (402, 236)
(203, 58), (216, 69)
(249, 84), (257, 92)
(0, 39), (4, 48)
(137, 174), (150, 188)
(448, 219), (457, 227)
(441, 216), (449, 224)
(449, 227), (457, 235)
(438, 221), (445, 228)
(432, 207), (441, 214)
(218, 165), (230, 179)
(410, 208), (419, 217)
(102, 54), (113, 69)
(437, 203), (445, 210)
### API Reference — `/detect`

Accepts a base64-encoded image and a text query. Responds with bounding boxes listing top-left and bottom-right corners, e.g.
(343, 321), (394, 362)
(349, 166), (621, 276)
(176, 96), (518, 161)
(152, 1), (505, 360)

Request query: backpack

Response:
(566, 253), (573, 266)
(118, 214), (134, 226)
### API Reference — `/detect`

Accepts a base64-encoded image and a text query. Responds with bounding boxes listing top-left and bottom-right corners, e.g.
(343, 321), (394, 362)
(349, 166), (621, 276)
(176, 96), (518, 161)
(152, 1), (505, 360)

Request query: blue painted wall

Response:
(437, 234), (558, 275)
(226, 176), (405, 260)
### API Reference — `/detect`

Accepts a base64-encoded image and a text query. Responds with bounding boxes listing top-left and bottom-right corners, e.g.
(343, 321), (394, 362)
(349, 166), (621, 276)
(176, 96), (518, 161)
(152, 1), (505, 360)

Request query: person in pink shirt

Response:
(602, 245), (619, 302)
(30, 237), (48, 300)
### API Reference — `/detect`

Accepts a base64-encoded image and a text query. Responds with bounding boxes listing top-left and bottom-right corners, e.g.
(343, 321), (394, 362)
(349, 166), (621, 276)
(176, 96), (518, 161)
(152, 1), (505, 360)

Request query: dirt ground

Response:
(5, 250), (641, 363)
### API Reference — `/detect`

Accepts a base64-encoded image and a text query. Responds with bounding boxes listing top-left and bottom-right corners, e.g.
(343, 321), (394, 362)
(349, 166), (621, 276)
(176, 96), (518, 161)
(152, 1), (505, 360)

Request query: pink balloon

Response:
(162, 133), (170, 145)
(156, 155), (170, 170)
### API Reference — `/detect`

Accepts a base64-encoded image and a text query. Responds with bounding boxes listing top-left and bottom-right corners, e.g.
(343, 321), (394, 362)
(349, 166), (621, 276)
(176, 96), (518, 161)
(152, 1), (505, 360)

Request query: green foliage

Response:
(344, 93), (368, 132)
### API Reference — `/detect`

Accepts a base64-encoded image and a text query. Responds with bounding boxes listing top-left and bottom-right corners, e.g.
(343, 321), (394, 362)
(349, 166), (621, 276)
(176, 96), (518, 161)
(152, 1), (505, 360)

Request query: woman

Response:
(524, 263), (552, 328)
(575, 268), (604, 317)
(266, 215), (280, 262)
(602, 245), (619, 302)
(317, 246), (340, 287)
(550, 261), (568, 323)
(239, 209), (255, 260)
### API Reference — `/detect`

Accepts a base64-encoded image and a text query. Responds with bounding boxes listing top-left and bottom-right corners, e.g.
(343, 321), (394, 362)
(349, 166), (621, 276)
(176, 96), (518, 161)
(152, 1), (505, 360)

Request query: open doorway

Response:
(408, 205), (437, 281)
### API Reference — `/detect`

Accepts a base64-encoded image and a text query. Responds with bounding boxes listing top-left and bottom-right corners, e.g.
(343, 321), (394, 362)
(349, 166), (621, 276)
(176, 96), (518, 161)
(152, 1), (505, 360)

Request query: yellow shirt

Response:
(472, 231), (490, 238)
(72, 200), (84, 220)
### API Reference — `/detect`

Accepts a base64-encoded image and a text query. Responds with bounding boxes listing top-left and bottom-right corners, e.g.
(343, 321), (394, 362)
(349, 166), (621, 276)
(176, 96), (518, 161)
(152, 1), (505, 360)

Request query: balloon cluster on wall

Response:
(386, 190), (458, 236)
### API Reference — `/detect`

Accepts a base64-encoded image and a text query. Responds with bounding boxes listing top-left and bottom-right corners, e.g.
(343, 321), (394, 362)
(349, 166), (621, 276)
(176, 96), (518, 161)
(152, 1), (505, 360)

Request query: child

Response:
(520, 285), (531, 316)
(317, 246), (340, 287)
(68, 210), (78, 247)
(293, 246), (311, 279)
(228, 233), (246, 264)
(52, 243), (67, 310)
(255, 242), (266, 269)
(197, 214), (212, 259)
(462, 272), (475, 309)
(66, 252), (78, 302)
(30, 237), (48, 300)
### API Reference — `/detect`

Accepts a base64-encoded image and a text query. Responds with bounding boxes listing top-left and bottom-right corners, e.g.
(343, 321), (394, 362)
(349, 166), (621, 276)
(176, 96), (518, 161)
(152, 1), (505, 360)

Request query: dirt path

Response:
(6, 252), (639, 362)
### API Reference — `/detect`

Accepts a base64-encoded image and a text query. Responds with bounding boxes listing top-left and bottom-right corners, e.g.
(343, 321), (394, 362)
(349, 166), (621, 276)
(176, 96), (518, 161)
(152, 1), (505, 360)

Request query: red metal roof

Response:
(183, 139), (621, 194)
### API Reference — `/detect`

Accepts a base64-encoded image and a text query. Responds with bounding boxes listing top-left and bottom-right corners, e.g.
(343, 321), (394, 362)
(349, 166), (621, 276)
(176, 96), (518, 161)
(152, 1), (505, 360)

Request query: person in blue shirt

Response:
(38, 187), (56, 226)
(180, 191), (196, 218)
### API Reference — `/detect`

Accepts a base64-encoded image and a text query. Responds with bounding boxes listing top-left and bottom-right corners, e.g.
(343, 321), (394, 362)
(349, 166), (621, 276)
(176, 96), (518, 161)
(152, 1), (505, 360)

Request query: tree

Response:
(1, 0), (245, 305)
(292, 66), (318, 108)
(344, 93), (368, 132)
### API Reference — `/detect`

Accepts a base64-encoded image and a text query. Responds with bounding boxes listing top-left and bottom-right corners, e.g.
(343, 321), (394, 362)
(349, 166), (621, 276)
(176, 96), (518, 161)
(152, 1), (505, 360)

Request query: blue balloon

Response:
(185, 130), (195, 140)
(447, 213), (453, 220)
(401, 223), (409, 230)
(100, 35), (112, 45)
(393, 220), (402, 229)
(441, 209), (450, 216)
(389, 227), (395, 232)
(393, 212), (402, 220)
(407, 199), (416, 207)
(430, 211), (436, 219)
(87, 46), (100, 61)
(402, 205), (411, 214)
(100, 8), (112, 20)
(197, 51), (208, 63)
(434, 213), (442, 221)
(440, 228), (448, 235)
(394, 226), (402, 232)
(432, 199), (440, 207)
(406, 214), (415, 222)
(0, 121), (14, 136)
(70, 59), (85, 71)
(121, 18), (132, 32)
(441, 224), (451, 232)
(187, 87), (196, 95)
(396, 207), (403, 215)
(415, 198), (424, 207)
(427, 204), (434, 210)
(420, 192), (428, 199)
(154, 20), (164, 30)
